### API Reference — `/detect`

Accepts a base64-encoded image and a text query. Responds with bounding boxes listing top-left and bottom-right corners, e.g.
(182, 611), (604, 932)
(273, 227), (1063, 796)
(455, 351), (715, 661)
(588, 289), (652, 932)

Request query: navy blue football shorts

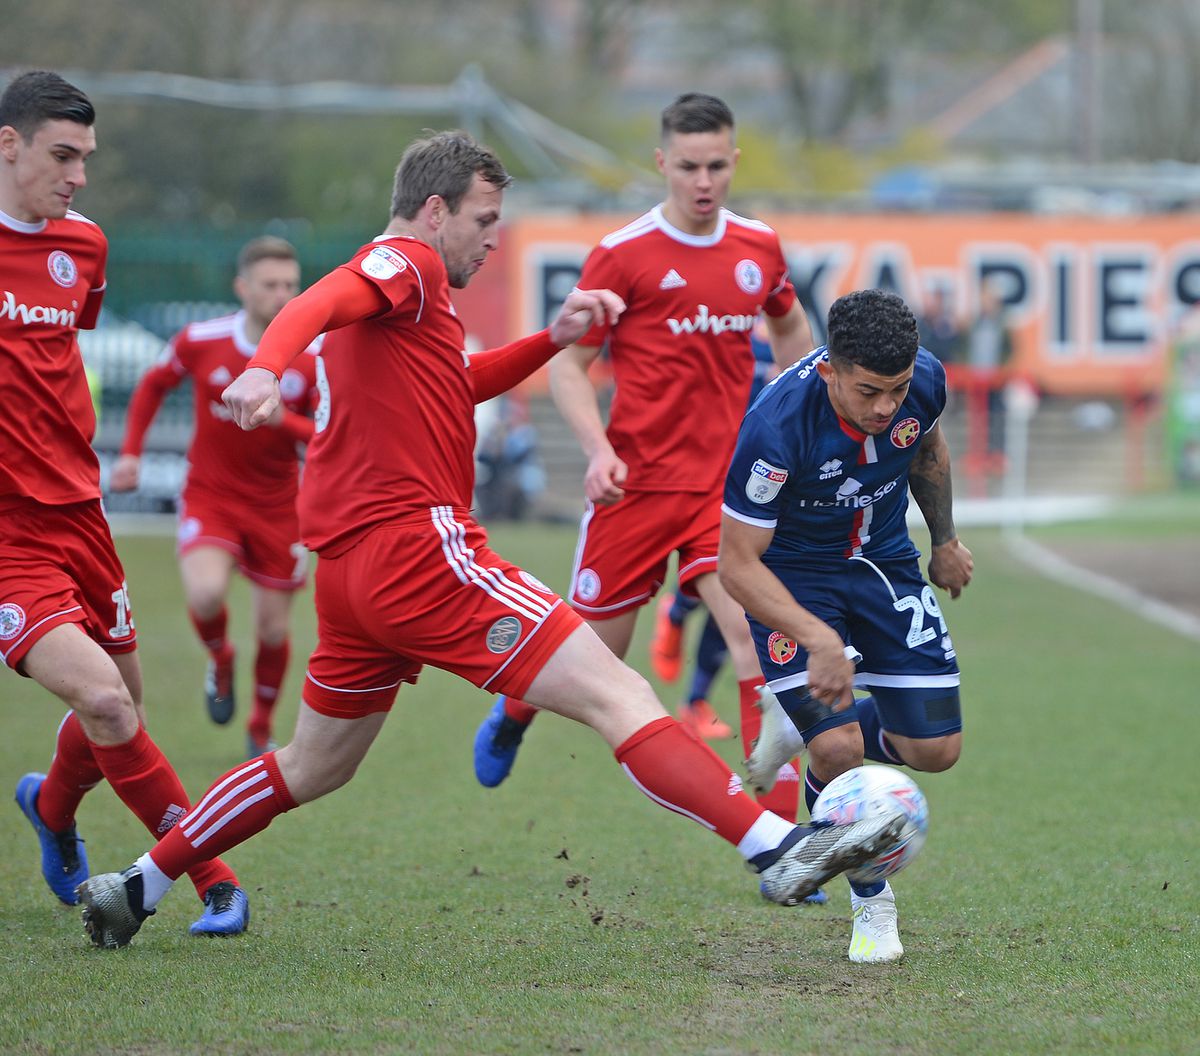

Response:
(750, 554), (962, 740)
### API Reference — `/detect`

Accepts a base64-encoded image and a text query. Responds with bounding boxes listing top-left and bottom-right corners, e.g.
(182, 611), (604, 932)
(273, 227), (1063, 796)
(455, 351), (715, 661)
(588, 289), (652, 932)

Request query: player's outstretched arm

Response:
(549, 339), (627, 506)
(223, 268), (387, 430)
(764, 300), (815, 369)
(467, 288), (624, 406)
(909, 423), (974, 598)
(718, 514), (854, 709)
(112, 358), (183, 487)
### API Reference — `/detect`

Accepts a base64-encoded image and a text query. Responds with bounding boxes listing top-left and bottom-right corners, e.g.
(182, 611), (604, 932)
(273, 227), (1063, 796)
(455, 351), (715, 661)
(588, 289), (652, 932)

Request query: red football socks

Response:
(190, 607), (230, 656)
(36, 711), (104, 831)
(149, 751), (297, 881)
(614, 716), (764, 845)
(503, 696), (539, 725)
(249, 638), (290, 744)
(89, 725), (237, 897)
(739, 678), (801, 824)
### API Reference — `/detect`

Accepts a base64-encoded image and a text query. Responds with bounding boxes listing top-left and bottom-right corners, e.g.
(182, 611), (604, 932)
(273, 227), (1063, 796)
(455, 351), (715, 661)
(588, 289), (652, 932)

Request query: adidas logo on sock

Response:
(157, 803), (187, 834)
(726, 772), (744, 796)
(659, 268), (687, 290)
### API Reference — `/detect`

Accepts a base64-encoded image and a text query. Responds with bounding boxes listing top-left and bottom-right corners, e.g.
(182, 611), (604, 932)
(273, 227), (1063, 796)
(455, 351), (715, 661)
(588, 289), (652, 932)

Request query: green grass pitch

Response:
(1, 517), (1196, 1055)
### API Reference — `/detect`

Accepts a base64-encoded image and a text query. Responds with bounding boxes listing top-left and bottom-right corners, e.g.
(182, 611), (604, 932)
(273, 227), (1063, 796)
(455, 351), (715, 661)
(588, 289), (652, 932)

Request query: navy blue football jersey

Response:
(722, 346), (946, 564)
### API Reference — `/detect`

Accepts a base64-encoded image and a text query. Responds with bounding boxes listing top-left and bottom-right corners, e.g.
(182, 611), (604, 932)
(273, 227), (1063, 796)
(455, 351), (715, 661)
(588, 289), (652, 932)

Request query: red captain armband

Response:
(248, 267), (388, 377)
(468, 329), (559, 404)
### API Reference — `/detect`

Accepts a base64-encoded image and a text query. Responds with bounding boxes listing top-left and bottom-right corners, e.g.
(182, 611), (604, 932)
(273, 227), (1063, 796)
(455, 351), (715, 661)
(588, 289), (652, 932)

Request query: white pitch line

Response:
(1007, 534), (1200, 643)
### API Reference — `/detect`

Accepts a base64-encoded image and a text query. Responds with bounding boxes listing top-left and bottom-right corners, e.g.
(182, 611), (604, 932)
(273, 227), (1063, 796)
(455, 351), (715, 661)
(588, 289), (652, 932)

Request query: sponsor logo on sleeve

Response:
(360, 246), (408, 281)
(734, 258), (764, 294)
(745, 458), (788, 504)
(767, 631), (798, 665)
(47, 250), (78, 288)
(890, 417), (921, 448)
(486, 615), (523, 654)
(0, 602), (27, 640)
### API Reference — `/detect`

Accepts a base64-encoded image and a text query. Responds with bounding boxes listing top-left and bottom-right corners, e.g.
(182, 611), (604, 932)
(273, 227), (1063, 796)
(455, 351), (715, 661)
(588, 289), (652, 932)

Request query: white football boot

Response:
(848, 883), (904, 963)
(746, 685), (806, 795)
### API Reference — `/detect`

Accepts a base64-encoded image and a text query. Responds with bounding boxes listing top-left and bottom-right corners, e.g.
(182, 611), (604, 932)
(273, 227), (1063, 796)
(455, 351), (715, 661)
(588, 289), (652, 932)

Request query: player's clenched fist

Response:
(223, 366), (281, 431)
(549, 288), (625, 348)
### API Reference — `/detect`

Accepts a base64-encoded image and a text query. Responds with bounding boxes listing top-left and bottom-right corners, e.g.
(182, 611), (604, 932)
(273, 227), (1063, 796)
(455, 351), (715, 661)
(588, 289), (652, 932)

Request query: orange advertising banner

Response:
(452, 212), (1200, 397)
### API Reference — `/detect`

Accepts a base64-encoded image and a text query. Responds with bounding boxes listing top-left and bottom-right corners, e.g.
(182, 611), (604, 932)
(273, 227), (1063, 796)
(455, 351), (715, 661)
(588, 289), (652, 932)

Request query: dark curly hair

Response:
(826, 289), (919, 375)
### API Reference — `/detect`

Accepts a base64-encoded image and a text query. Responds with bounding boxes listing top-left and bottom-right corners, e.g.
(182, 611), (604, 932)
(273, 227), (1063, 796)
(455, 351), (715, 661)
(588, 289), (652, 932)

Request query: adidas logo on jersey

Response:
(659, 268), (687, 290)
(819, 459), (844, 480)
(208, 365), (233, 386)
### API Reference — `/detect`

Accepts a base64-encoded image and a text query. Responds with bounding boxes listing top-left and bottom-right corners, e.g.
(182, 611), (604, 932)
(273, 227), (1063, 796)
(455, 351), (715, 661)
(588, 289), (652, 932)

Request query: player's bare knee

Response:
(72, 679), (138, 740)
(902, 737), (960, 773)
(806, 726), (866, 782)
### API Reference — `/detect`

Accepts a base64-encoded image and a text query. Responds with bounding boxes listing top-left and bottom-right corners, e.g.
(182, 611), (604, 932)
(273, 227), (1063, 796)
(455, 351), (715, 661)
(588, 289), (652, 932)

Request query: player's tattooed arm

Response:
(911, 424), (974, 598)
(909, 423), (957, 546)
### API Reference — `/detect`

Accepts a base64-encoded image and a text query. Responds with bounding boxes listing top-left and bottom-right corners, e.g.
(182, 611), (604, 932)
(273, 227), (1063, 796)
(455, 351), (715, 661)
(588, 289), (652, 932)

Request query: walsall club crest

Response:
(890, 417), (921, 448)
(767, 631), (798, 665)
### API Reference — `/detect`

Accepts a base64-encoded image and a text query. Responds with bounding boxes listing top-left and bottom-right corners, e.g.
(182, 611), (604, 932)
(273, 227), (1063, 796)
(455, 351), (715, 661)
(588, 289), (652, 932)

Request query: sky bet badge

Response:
(746, 458), (788, 504)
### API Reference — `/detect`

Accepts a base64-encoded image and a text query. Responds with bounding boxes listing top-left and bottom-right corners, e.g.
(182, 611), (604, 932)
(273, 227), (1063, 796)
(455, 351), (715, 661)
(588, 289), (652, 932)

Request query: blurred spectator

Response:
(915, 288), (963, 365)
(475, 395), (545, 521)
(965, 280), (1014, 454)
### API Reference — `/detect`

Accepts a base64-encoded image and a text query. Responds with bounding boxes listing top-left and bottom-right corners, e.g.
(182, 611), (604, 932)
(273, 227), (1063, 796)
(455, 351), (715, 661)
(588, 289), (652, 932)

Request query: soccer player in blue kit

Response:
(718, 289), (974, 963)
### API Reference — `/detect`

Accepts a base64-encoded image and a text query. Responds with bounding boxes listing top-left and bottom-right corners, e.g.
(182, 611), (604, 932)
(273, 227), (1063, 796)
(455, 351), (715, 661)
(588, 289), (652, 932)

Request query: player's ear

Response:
(423, 194), (447, 229)
(0, 124), (21, 160)
(816, 358), (834, 382)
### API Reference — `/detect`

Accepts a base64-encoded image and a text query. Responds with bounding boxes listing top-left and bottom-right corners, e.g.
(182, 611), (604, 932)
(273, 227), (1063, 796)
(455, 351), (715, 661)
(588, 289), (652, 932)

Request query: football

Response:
(811, 765), (929, 884)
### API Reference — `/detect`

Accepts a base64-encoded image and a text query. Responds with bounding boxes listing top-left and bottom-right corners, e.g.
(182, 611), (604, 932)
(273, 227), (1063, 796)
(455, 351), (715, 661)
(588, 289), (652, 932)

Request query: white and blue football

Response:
(812, 765), (929, 884)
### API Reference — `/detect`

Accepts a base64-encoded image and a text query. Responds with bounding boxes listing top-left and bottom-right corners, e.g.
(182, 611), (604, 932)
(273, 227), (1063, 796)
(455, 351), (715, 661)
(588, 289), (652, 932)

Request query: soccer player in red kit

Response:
(473, 94), (813, 829)
(1, 69), (248, 935)
(111, 236), (319, 757)
(76, 129), (902, 949)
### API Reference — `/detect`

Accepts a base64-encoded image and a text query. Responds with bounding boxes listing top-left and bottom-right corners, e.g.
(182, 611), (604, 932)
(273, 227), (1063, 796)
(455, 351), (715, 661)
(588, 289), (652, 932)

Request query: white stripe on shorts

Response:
(430, 506), (553, 622)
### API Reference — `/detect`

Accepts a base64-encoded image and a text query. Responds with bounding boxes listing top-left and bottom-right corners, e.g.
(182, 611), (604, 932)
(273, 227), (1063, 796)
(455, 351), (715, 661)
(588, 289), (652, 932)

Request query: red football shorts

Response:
(302, 507), (582, 718)
(567, 488), (721, 618)
(178, 484), (308, 590)
(0, 498), (138, 670)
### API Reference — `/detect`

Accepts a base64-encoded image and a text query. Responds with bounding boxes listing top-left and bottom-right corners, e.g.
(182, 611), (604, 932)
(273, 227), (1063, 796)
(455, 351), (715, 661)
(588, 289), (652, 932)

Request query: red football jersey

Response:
(121, 311), (319, 505)
(299, 237), (476, 556)
(577, 205), (796, 494)
(0, 208), (107, 506)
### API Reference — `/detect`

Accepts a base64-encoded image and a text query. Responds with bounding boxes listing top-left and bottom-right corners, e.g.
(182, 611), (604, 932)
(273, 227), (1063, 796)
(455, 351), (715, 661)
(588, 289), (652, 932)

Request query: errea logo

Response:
(819, 458), (843, 480)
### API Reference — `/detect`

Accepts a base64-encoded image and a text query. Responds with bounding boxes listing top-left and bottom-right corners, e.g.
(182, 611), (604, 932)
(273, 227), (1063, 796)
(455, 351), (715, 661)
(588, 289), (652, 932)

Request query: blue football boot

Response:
(473, 696), (529, 788)
(189, 881), (250, 936)
(15, 772), (88, 906)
